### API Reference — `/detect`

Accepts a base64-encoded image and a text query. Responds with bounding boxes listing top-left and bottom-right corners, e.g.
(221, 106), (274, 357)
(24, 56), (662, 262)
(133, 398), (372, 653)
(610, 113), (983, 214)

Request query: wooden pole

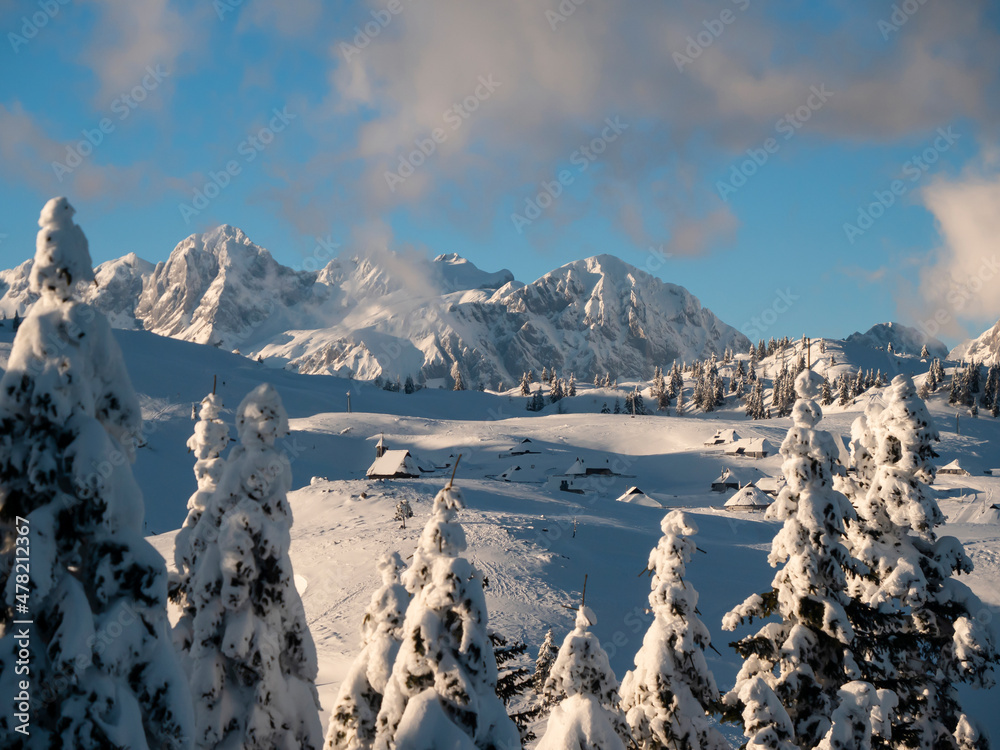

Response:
(446, 454), (463, 490)
(212, 374), (217, 395)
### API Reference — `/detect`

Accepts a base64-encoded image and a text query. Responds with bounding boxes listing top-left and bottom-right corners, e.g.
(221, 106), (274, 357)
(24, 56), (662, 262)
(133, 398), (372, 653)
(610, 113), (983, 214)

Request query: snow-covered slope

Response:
(844, 321), (947, 358)
(951, 319), (1000, 365)
(2, 321), (997, 743)
(0, 228), (749, 383)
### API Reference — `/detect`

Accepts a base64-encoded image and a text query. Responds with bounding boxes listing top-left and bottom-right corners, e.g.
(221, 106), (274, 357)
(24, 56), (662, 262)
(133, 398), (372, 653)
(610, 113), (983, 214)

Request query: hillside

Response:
(2, 319), (997, 744)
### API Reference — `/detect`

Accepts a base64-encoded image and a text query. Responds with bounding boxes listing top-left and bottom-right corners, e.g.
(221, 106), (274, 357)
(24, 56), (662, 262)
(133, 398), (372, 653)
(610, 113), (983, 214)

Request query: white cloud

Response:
(916, 166), (1000, 331)
(296, 0), (1000, 250)
(80, 0), (197, 108)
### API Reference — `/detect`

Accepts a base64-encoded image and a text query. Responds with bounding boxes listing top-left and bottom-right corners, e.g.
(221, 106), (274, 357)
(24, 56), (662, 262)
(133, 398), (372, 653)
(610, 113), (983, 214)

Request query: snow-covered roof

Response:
(366, 449), (419, 478)
(704, 428), (740, 445)
(939, 459), (970, 474)
(614, 486), (660, 506)
(565, 458), (587, 475)
(724, 484), (772, 509)
(724, 438), (775, 456)
(712, 468), (737, 485)
(755, 476), (786, 495)
(499, 465), (521, 480)
(712, 466), (767, 488)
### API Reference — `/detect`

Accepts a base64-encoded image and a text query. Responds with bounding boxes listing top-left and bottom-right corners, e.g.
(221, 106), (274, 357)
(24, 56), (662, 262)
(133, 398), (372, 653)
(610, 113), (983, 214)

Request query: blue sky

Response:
(2, 0), (1000, 347)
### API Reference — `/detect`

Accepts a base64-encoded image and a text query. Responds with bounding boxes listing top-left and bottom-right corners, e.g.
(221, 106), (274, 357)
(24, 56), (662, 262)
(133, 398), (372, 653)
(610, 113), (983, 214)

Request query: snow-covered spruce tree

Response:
(490, 631), (541, 742)
(172, 392), (230, 654)
(844, 400), (883, 498)
(373, 483), (519, 750)
(453, 362), (466, 391)
(0, 198), (193, 748)
(723, 370), (868, 750)
(620, 511), (727, 750)
(534, 629), (559, 698)
(185, 383), (322, 750)
(537, 606), (632, 750)
(325, 552), (410, 750)
(848, 374), (998, 749)
(394, 498), (413, 529)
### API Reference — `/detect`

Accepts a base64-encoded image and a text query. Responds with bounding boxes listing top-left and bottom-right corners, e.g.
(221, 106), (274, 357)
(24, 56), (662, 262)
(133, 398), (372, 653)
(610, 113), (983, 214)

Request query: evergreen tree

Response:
(404, 375), (415, 394)
(11, 309), (20, 332)
(657, 386), (671, 413)
(550, 378), (565, 404)
(451, 362), (466, 391)
(0, 198), (194, 748)
(847, 375), (998, 748)
(920, 344), (929, 359)
(185, 384), (322, 749)
(394, 499), (413, 529)
(490, 632), (540, 742)
(821, 376), (833, 406)
(568, 374), (577, 397)
(534, 629), (559, 697)
(949, 371), (961, 404)
(173, 391), (230, 657)
(620, 512), (727, 750)
(601, 402), (611, 414)
(724, 371), (869, 750)
(839, 375), (851, 406)
(325, 553), (409, 750)
(520, 373), (531, 397)
(631, 388), (645, 415)
(541, 366), (550, 383)
(374, 484), (519, 750)
(614, 399), (622, 414)
(538, 607), (631, 750)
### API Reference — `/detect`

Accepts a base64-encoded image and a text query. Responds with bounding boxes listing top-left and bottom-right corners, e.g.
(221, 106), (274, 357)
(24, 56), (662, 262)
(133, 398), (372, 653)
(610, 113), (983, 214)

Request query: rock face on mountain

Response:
(0, 226), (749, 383)
(950, 320), (1000, 365)
(843, 322), (948, 359)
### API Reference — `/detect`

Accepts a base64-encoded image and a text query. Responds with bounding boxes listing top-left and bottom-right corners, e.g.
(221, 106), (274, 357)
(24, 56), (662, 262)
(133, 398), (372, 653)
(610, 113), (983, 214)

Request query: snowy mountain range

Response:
(0, 226), (750, 384)
(950, 319), (1000, 365)
(1, 224), (996, 381)
(843, 322), (948, 358)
